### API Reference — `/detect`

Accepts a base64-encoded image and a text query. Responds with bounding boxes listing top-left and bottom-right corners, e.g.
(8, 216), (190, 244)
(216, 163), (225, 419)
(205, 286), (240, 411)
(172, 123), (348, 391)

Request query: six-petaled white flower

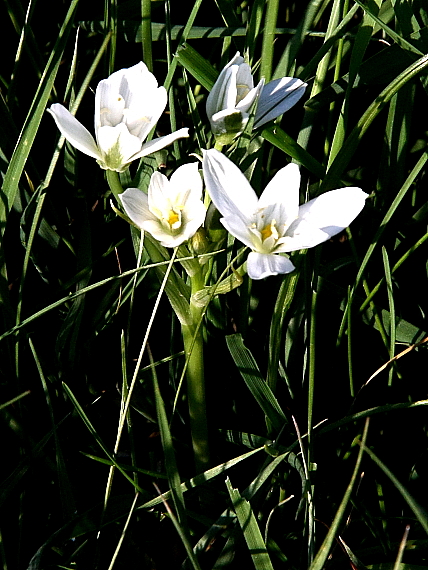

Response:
(48, 62), (189, 172)
(206, 52), (307, 144)
(119, 163), (206, 248)
(202, 149), (368, 280)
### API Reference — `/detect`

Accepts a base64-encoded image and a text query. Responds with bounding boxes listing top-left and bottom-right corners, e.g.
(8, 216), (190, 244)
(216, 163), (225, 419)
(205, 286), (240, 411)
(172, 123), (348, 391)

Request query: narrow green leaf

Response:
(358, 442), (428, 537)
(323, 53), (428, 190)
(352, 0), (424, 56)
(175, 42), (218, 91)
(0, 390), (31, 410)
(150, 350), (188, 528)
(226, 333), (288, 432)
(261, 126), (325, 178)
(139, 447), (264, 510)
(62, 382), (143, 492)
(226, 478), (275, 570)
(309, 419), (369, 570)
(0, 0), (80, 229)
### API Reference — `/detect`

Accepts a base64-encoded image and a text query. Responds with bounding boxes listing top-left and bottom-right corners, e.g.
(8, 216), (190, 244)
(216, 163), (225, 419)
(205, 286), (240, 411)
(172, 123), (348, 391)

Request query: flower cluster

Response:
(48, 61), (367, 278)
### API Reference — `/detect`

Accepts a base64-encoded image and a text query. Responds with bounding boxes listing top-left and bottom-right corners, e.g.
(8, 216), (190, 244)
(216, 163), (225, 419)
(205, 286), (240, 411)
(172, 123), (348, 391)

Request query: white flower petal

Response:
(258, 163), (300, 226)
(295, 187), (368, 236)
(235, 63), (254, 102)
(247, 252), (295, 279)
(126, 86), (168, 141)
(169, 163), (203, 202)
(182, 200), (206, 236)
(207, 67), (234, 118)
(202, 149), (258, 221)
(119, 188), (154, 228)
(48, 104), (101, 160)
(206, 53), (243, 116)
(236, 79), (264, 113)
(134, 128), (189, 159)
(122, 163), (205, 248)
(254, 77), (307, 128)
(141, 219), (178, 246)
(120, 62), (158, 106)
(277, 220), (331, 252)
(220, 216), (255, 250)
(95, 79), (126, 128)
(148, 172), (170, 217)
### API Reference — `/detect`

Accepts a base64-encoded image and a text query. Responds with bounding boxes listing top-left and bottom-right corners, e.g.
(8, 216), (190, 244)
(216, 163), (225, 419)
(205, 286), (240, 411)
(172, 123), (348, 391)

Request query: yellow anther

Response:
(260, 220), (279, 242)
(167, 210), (180, 227)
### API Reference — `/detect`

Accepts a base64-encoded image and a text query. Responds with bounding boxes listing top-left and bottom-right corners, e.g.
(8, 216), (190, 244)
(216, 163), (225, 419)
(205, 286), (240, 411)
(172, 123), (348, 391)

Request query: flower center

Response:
(167, 209), (182, 230)
(260, 220), (279, 243)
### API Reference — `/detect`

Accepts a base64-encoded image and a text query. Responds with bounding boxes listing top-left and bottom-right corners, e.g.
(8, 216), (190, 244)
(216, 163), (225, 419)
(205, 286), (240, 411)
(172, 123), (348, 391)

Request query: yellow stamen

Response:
(167, 210), (180, 228)
(261, 225), (273, 241)
(260, 220), (278, 242)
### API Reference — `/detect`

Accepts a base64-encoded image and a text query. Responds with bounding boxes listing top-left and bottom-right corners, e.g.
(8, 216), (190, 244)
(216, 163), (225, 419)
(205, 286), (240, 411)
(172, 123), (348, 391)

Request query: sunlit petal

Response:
(134, 128), (190, 160)
(48, 104), (101, 160)
(254, 77), (307, 128)
(220, 216), (255, 250)
(169, 163), (203, 202)
(202, 149), (258, 221)
(293, 187), (368, 237)
(201, 151), (367, 280)
(258, 163), (300, 227)
(119, 188), (154, 228)
(247, 252), (295, 280)
(235, 79), (264, 113)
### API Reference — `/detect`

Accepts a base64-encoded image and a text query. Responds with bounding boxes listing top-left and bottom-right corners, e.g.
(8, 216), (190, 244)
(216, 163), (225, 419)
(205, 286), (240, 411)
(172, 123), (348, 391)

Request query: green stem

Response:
(141, 0), (153, 71)
(106, 169), (124, 203)
(182, 270), (210, 473)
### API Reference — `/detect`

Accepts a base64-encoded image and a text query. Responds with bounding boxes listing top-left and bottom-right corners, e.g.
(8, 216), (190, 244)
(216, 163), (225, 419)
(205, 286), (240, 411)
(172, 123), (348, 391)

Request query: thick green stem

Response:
(182, 270), (210, 473)
(106, 169), (124, 203)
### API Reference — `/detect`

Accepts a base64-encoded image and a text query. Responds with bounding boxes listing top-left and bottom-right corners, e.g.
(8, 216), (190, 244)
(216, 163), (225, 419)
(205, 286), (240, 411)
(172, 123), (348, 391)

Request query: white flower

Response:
(206, 53), (264, 143)
(119, 163), (206, 248)
(206, 52), (307, 143)
(48, 62), (189, 172)
(202, 149), (368, 280)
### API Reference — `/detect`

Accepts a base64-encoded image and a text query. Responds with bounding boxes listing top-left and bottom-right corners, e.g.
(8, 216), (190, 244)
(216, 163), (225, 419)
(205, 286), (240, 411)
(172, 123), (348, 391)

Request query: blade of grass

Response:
(106, 492), (139, 570)
(267, 263), (301, 393)
(141, 0), (153, 71)
(321, 53), (428, 191)
(381, 247), (396, 386)
(337, 151), (428, 345)
(357, 441), (428, 536)
(226, 333), (288, 433)
(149, 344), (188, 527)
(62, 383), (143, 491)
(0, 0), (80, 237)
(226, 477), (275, 570)
(259, 0), (279, 82)
(309, 418), (369, 570)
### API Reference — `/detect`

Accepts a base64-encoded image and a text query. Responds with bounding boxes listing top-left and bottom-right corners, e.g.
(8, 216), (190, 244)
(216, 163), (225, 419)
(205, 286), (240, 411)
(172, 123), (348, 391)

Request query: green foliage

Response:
(1, 0), (428, 569)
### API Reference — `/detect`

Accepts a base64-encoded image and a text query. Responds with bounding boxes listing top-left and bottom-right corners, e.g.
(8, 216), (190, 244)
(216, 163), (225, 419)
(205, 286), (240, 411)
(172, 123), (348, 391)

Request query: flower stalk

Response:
(111, 167), (210, 473)
(182, 269), (210, 473)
